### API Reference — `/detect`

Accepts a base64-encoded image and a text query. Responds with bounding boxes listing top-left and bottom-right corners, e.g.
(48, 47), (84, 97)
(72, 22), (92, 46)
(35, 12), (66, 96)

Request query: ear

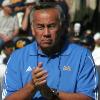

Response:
(31, 26), (35, 36)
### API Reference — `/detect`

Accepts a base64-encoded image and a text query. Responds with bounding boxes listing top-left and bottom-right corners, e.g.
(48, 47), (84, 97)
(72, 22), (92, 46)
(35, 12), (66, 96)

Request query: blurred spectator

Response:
(65, 0), (97, 29)
(92, 32), (100, 100)
(13, 0), (26, 12)
(80, 35), (95, 51)
(9, 0), (26, 29)
(14, 37), (31, 49)
(14, 3), (26, 29)
(0, 0), (19, 48)
(73, 22), (81, 37)
(0, 40), (14, 100)
(21, 0), (39, 37)
(11, 0), (24, 4)
(83, 29), (93, 37)
(92, 32), (100, 66)
(21, 0), (35, 35)
(67, 21), (82, 44)
(0, 40), (14, 65)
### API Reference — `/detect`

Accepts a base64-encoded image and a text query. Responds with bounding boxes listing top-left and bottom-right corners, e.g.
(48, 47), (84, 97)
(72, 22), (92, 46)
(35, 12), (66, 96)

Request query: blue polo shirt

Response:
(2, 41), (98, 100)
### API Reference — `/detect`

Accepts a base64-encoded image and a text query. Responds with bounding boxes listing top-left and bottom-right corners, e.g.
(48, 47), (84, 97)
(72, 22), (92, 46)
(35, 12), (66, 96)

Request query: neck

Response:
(41, 38), (66, 56)
(3, 10), (10, 16)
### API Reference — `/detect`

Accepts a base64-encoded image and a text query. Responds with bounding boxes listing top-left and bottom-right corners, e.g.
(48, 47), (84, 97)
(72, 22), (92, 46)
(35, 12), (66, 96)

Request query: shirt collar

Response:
(28, 41), (73, 56)
(29, 41), (38, 56)
(60, 42), (73, 56)
(0, 10), (5, 16)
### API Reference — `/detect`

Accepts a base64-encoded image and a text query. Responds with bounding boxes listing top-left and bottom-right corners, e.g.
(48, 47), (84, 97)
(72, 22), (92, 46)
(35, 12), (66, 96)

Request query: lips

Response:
(41, 39), (52, 44)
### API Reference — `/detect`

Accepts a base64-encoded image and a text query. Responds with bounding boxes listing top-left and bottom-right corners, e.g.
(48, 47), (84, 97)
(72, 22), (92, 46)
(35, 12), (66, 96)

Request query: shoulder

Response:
(11, 41), (37, 57)
(7, 42), (37, 67)
(10, 13), (19, 20)
(63, 43), (90, 55)
(72, 43), (92, 57)
(0, 9), (4, 16)
(69, 43), (86, 50)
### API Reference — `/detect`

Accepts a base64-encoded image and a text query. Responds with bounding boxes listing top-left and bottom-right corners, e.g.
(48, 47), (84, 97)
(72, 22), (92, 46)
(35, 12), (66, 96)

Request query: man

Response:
(2, 2), (98, 100)
(0, 0), (19, 48)
(92, 32), (100, 100)
(92, 32), (100, 67)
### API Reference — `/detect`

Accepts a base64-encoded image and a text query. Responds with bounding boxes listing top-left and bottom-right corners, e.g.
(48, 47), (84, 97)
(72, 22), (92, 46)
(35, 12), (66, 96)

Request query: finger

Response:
(32, 78), (47, 87)
(34, 73), (48, 84)
(35, 71), (48, 79)
(38, 80), (47, 85)
(37, 62), (43, 68)
(32, 71), (48, 86)
(35, 80), (47, 86)
(37, 74), (48, 83)
(33, 67), (44, 75)
(34, 70), (48, 79)
(32, 62), (43, 74)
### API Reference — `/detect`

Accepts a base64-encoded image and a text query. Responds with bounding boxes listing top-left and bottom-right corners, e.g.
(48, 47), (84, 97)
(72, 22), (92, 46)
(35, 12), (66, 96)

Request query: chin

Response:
(41, 45), (52, 49)
(40, 44), (53, 49)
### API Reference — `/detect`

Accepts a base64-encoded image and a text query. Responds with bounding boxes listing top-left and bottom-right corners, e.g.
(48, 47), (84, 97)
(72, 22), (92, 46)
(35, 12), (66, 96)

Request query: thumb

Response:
(37, 62), (43, 68)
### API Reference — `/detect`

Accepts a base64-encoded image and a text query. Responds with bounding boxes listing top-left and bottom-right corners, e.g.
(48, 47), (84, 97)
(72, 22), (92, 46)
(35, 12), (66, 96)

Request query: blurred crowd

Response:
(0, 0), (100, 99)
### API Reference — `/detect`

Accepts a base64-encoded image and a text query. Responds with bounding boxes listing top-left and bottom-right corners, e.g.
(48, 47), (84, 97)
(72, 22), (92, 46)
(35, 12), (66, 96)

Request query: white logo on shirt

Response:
(63, 66), (71, 71)
(26, 66), (32, 72)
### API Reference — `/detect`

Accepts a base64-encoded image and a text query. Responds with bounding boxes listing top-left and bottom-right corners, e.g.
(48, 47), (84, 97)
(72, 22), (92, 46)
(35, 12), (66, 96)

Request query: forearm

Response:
(0, 33), (5, 38)
(0, 30), (18, 39)
(40, 85), (92, 100)
(22, 6), (33, 31)
(4, 81), (36, 100)
(12, 30), (19, 37)
(58, 92), (92, 100)
(0, 33), (11, 42)
(22, 14), (29, 31)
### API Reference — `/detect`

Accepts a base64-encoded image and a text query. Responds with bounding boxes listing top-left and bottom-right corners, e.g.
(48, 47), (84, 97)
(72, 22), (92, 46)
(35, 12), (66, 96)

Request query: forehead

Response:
(4, 6), (13, 10)
(33, 8), (60, 22)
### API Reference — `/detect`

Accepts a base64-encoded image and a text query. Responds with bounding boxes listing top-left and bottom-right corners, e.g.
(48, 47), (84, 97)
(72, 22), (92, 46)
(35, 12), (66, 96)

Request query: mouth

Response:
(41, 39), (52, 44)
(42, 39), (52, 43)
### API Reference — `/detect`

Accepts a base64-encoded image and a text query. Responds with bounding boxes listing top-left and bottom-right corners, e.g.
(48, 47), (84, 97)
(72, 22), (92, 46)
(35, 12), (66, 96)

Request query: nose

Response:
(43, 27), (50, 36)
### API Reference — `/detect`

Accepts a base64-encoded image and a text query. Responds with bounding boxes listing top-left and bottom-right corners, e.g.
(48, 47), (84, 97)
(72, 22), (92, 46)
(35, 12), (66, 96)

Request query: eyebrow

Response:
(34, 23), (57, 26)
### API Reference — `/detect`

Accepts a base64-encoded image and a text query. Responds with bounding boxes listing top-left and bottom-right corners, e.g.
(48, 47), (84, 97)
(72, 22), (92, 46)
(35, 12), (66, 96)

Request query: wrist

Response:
(49, 88), (59, 100)
(29, 81), (37, 91)
(25, 13), (29, 17)
(51, 88), (59, 96)
(40, 85), (59, 100)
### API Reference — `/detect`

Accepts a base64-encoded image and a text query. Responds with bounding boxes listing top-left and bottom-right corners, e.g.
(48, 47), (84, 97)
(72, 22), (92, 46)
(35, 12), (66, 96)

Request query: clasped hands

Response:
(31, 62), (59, 100)
(32, 62), (48, 89)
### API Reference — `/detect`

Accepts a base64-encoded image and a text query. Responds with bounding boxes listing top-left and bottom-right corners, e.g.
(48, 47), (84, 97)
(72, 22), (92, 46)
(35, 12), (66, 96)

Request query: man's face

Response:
(4, 6), (13, 15)
(32, 8), (62, 50)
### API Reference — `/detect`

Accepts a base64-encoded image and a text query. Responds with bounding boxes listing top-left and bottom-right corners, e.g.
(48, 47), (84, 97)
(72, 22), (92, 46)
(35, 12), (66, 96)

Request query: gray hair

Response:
(30, 2), (66, 27)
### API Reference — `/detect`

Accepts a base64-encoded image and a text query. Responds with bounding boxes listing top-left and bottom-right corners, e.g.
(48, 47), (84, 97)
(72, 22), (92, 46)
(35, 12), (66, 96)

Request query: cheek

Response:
(8, 8), (12, 12)
(51, 34), (57, 40)
(50, 30), (60, 41)
(34, 31), (43, 41)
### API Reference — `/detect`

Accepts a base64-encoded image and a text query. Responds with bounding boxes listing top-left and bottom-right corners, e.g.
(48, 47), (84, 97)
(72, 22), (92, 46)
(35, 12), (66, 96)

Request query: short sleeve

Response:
(14, 15), (19, 30)
(2, 51), (22, 99)
(76, 49), (98, 100)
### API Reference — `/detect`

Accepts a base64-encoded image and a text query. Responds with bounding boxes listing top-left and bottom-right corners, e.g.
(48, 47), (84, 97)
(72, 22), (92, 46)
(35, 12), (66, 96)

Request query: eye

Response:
(37, 26), (44, 30)
(48, 24), (57, 30)
(34, 24), (45, 30)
